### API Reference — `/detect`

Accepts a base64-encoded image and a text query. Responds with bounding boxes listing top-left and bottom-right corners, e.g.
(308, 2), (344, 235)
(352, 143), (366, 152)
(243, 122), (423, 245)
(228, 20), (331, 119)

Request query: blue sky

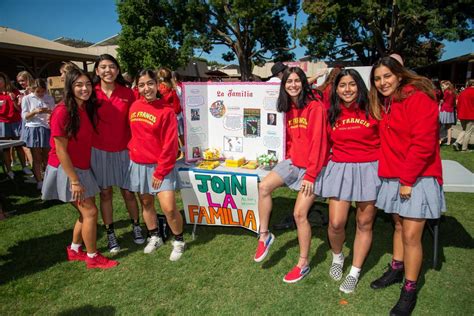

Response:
(1, 0), (472, 64)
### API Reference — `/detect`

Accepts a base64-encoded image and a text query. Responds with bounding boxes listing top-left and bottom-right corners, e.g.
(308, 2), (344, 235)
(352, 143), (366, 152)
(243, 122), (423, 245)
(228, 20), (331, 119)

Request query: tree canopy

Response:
(300, 0), (474, 67)
(117, 0), (299, 80)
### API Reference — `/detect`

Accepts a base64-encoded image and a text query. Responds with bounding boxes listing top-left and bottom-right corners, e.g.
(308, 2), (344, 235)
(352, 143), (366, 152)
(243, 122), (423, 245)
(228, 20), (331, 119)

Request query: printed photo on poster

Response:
(209, 100), (226, 118)
(224, 136), (243, 152)
(191, 109), (201, 121)
(243, 108), (261, 137)
(192, 146), (201, 158)
(267, 113), (277, 126)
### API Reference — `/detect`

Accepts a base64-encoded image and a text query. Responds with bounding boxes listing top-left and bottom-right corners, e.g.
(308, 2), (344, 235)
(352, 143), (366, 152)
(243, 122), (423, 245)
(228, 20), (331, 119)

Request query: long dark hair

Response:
(369, 56), (435, 120)
(64, 69), (98, 139)
(276, 67), (317, 113)
(92, 54), (128, 86)
(329, 69), (369, 127)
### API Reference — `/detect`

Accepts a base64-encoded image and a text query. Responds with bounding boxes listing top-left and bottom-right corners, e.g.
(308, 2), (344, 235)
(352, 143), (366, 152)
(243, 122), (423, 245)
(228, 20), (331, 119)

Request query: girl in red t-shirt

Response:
(439, 80), (457, 145)
(91, 54), (143, 253)
(42, 69), (118, 270)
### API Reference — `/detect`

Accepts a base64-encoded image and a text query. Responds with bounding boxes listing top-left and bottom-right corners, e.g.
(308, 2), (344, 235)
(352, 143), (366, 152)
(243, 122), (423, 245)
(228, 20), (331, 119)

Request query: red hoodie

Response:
(158, 83), (182, 114)
(286, 99), (329, 182)
(378, 86), (443, 186)
(330, 103), (380, 163)
(128, 98), (178, 180)
(457, 86), (474, 120)
(440, 89), (456, 112)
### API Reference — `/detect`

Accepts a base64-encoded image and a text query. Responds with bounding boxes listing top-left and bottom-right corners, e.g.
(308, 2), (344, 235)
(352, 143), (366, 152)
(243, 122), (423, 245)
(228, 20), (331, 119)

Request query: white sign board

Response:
(182, 82), (286, 162)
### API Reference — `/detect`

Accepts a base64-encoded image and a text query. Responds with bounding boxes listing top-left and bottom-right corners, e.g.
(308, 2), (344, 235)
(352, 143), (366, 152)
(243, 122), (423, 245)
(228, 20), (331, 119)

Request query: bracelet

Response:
(71, 182), (81, 186)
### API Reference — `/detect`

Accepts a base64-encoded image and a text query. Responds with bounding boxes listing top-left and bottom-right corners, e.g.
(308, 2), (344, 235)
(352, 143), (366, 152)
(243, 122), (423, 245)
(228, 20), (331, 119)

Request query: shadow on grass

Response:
(0, 228), (73, 285)
(57, 305), (116, 316)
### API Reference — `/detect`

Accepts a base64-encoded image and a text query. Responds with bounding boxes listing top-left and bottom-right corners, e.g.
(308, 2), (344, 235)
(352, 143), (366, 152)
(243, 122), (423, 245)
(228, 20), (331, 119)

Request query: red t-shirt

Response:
(457, 87), (474, 120)
(92, 84), (135, 152)
(378, 86), (443, 186)
(285, 99), (329, 182)
(128, 98), (178, 180)
(48, 103), (93, 169)
(0, 92), (21, 123)
(329, 103), (380, 163)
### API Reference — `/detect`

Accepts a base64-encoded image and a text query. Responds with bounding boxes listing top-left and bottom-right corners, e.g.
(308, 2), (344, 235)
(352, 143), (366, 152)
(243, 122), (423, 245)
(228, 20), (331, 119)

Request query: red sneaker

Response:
(283, 265), (310, 283)
(86, 252), (119, 269)
(254, 233), (275, 262)
(66, 246), (87, 261)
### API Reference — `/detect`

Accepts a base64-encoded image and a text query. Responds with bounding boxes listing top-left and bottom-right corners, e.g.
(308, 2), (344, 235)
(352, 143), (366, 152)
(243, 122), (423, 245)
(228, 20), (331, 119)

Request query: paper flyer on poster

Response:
(182, 82), (285, 163)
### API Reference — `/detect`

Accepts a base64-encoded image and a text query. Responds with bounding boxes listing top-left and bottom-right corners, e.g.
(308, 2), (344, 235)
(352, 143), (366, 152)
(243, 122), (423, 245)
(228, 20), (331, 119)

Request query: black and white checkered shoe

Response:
(329, 262), (343, 281)
(339, 275), (358, 293)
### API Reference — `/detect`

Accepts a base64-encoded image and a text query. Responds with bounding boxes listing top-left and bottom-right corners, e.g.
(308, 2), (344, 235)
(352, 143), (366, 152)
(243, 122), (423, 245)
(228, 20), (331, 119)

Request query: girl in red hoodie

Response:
(368, 56), (445, 315)
(41, 69), (118, 269)
(124, 69), (185, 261)
(254, 67), (329, 283)
(322, 69), (380, 294)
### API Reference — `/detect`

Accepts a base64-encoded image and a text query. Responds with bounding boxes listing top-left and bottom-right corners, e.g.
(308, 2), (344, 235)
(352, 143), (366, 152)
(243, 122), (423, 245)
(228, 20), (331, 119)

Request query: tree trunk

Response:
(237, 52), (252, 81)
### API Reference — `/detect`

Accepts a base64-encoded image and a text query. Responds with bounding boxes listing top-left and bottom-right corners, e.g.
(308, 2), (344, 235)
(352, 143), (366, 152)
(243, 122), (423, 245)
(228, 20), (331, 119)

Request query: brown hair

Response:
(31, 78), (47, 91)
(369, 56), (435, 120)
(157, 67), (176, 89)
(0, 72), (14, 92)
(440, 80), (455, 93)
(318, 66), (343, 91)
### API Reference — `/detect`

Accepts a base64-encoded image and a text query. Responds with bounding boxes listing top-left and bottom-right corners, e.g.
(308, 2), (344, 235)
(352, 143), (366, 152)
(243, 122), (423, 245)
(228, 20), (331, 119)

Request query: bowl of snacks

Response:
(203, 148), (222, 161)
(257, 153), (278, 170)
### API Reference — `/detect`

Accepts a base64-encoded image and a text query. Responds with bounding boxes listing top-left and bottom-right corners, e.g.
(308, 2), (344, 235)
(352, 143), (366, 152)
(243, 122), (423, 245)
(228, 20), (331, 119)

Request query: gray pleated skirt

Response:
(42, 165), (100, 202)
(322, 161), (380, 202)
(177, 113), (184, 136)
(272, 159), (324, 196)
(123, 161), (178, 195)
(376, 177), (446, 219)
(23, 126), (51, 148)
(91, 147), (130, 189)
(439, 111), (455, 124)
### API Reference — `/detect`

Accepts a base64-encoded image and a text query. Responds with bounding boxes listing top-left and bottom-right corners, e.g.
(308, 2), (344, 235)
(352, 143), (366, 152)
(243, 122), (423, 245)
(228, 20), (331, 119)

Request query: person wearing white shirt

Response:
(21, 79), (55, 189)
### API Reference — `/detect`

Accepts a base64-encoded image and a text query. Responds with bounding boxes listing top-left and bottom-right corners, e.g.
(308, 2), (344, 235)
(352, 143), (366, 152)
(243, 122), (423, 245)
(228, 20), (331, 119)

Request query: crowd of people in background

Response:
(1, 52), (473, 316)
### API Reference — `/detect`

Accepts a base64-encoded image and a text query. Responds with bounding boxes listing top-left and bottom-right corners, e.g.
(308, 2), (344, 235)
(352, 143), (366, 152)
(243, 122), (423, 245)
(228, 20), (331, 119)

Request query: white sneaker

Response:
(169, 240), (185, 261)
(22, 167), (33, 175)
(7, 171), (14, 179)
(36, 181), (43, 190)
(144, 235), (163, 254)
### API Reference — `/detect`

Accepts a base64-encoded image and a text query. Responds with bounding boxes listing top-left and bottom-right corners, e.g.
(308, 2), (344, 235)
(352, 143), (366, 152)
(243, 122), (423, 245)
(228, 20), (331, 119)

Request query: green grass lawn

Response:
(1, 148), (473, 315)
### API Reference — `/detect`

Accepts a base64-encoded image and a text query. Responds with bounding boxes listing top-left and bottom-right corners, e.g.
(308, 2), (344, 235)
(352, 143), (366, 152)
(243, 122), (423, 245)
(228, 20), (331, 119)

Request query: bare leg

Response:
(257, 171), (284, 241)
(352, 201), (377, 268)
(139, 193), (157, 230)
(73, 198), (99, 254)
(157, 190), (183, 235)
(120, 188), (140, 222)
(293, 191), (316, 268)
(327, 198), (351, 254)
(402, 218), (426, 281)
(392, 214), (404, 261)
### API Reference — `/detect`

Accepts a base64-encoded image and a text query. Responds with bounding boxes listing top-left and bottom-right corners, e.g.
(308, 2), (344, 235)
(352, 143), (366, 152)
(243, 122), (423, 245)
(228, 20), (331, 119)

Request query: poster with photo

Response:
(183, 82), (285, 162)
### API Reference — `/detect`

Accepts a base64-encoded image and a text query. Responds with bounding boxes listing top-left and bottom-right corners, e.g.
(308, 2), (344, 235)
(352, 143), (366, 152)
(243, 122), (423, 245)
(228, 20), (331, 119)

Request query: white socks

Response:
(70, 242), (81, 252)
(349, 265), (361, 279)
(87, 252), (97, 258)
(332, 252), (344, 265)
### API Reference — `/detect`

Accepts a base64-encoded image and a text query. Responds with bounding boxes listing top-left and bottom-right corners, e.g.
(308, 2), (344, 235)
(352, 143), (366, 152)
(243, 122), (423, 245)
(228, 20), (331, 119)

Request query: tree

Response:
(117, 0), (299, 80)
(54, 37), (94, 48)
(300, 0), (473, 68)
